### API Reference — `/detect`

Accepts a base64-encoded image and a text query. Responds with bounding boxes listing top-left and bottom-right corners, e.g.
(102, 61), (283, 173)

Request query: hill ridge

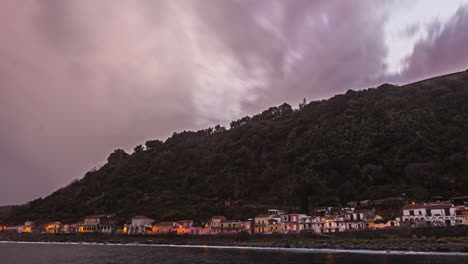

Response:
(3, 71), (468, 224)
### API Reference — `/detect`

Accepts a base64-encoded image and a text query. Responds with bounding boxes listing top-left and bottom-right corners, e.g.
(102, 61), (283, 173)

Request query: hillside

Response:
(4, 71), (468, 224)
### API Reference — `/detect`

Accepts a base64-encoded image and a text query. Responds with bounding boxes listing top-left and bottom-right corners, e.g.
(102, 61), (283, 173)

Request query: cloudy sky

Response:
(1, 0), (468, 205)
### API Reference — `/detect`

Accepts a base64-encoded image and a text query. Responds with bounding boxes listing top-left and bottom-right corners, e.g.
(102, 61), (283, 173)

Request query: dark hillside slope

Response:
(5, 71), (468, 224)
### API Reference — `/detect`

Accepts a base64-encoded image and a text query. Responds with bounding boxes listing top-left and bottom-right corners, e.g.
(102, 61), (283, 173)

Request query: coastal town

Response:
(1, 196), (467, 236)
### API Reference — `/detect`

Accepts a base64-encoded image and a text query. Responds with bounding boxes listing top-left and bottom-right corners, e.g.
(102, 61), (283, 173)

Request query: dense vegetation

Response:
(4, 71), (468, 224)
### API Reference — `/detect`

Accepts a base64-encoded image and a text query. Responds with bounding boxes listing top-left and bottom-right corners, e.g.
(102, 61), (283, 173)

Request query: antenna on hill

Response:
(299, 98), (307, 110)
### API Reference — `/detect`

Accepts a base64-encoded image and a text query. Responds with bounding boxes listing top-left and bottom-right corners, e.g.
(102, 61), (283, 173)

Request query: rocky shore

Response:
(1, 232), (468, 253)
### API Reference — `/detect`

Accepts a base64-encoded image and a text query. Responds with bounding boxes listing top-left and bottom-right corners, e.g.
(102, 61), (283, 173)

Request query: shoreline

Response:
(1, 233), (467, 254)
(1, 240), (468, 256)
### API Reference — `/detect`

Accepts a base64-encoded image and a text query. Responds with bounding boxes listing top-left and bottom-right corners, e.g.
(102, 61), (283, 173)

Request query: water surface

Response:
(0, 242), (467, 264)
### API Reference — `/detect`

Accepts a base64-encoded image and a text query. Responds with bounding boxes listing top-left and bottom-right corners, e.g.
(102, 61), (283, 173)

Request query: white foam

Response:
(1, 240), (467, 256)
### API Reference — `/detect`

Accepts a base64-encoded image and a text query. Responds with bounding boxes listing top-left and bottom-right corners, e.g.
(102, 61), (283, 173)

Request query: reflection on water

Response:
(279, 250), (289, 264)
(0, 242), (466, 264)
(377, 254), (390, 264)
(325, 252), (335, 264)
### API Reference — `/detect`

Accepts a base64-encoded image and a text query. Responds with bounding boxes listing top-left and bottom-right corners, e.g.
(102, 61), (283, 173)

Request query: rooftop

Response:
(85, 214), (115, 219)
(154, 222), (177, 226)
(132, 216), (154, 220)
(403, 203), (453, 210)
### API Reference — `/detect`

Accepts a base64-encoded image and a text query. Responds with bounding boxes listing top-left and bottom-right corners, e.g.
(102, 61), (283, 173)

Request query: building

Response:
(152, 222), (179, 234)
(308, 208), (372, 233)
(18, 221), (33, 233)
(204, 216), (226, 235)
(281, 214), (307, 233)
(38, 221), (63, 233)
(219, 220), (252, 234)
(125, 216), (154, 234)
(310, 216), (349, 233)
(178, 226), (204, 235)
(78, 214), (118, 233)
(402, 202), (456, 227)
(451, 196), (468, 206)
(254, 214), (281, 234)
(268, 209), (285, 215)
(455, 205), (468, 225)
(61, 224), (71, 233)
(151, 221), (198, 234)
(174, 220), (195, 234)
(67, 222), (81, 233)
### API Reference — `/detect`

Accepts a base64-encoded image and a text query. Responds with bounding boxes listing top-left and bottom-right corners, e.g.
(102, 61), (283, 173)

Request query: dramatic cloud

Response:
(398, 6), (468, 82)
(0, 0), (467, 205)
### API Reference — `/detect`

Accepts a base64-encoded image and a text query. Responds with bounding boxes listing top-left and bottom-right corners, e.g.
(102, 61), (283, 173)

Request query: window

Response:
(409, 210), (414, 216)
(444, 208), (450, 216)
(418, 211), (422, 215)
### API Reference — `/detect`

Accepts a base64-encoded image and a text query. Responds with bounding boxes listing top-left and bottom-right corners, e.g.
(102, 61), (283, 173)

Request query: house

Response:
(254, 214), (281, 234)
(281, 214), (307, 233)
(204, 216), (226, 235)
(151, 221), (198, 234)
(18, 221), (33, 233)
(39, 221), (63, 233)
(61, 224), (71, 233)
(178, 220), (194, 228)
(175, 220), (195, 234)
(402, 202), (456, 227)
(78, 214), (118, 233)
(5, 226), (20, 233)
(219, 220), (242, 234)
(243, 220), (253, 234)
(219, 220), (252, 234)
(310, 216), (348, 233)
(451, 196), (468, 206)
(454, 205), (468, 225)
(68, 222), (81, 233)
(307, 208), (371, 233)
(125, 216), (154, 234)
(268, 209), (285, 215)
(178, 226), (204, 235)
(152, 222), (179, 234)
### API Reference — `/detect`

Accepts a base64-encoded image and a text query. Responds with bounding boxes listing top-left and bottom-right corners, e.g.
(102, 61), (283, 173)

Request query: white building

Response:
(268, 209), (285, 215)
(126, 216), (154, 234)
(402, 202), (456, 227)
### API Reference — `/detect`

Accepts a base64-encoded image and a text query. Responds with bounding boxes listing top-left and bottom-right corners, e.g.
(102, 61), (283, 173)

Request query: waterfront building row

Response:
(2, 200), (467, 235)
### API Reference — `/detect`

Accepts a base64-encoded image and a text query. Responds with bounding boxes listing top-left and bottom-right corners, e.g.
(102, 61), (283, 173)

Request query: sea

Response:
(0, 241), (467, 264)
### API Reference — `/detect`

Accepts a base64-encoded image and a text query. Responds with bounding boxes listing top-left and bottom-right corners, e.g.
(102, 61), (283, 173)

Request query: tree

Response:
(145, 140), (163, 150)
(107, 149), (129, 163)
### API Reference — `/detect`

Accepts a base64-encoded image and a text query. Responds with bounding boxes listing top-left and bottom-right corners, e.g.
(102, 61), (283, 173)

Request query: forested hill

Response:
(5, 70), (468, 224)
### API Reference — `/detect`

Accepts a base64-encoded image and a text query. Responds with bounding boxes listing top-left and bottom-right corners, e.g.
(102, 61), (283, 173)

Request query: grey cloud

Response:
(398, 5), (468, 83)
(193, 0), (390, 111)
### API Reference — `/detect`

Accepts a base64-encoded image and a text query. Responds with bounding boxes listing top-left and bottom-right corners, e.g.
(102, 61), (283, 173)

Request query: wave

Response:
(1, 240), (467, 256)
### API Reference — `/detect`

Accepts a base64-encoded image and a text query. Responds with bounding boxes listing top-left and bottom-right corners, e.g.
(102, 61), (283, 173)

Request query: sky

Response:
(1, 0), (468, 205)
